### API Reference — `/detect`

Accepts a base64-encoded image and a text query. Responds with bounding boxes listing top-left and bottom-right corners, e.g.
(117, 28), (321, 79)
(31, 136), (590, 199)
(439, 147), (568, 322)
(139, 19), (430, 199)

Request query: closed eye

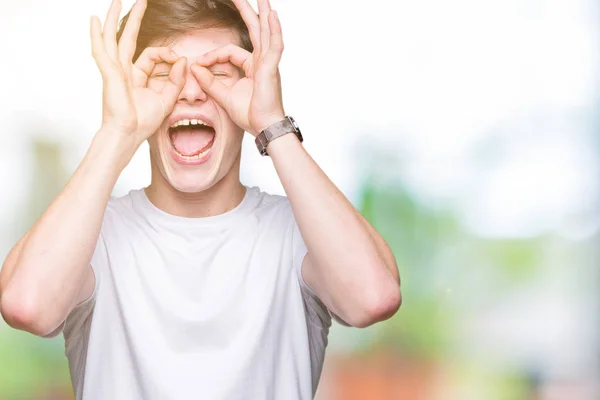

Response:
(210, 66), (233, 78)
(150, 62), (172, 79)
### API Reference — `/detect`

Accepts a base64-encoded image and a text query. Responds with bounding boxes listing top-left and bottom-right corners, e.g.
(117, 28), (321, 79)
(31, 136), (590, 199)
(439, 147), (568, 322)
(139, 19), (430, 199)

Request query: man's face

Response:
(146, 28), (245, 193)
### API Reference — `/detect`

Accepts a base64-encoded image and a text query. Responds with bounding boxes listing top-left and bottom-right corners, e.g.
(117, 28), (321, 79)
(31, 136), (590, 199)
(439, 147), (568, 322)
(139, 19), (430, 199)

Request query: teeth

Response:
(170, 119), (211, 129)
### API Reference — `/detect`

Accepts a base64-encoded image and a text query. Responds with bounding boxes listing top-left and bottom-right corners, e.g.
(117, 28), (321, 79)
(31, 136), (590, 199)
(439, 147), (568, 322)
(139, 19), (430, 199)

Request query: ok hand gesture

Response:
(91, 0), (187, 147)
(191, 0), (286, 137)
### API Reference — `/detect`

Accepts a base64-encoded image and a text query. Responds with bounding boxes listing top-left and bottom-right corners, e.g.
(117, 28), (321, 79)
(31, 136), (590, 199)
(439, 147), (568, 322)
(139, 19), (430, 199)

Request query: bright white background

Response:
(0, 0), (597, 238)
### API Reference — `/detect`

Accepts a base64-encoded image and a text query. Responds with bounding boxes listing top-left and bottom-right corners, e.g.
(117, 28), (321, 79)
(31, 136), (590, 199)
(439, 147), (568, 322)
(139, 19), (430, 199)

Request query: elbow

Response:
(0, 287), (55, 337)
(350, 282), (402, 329)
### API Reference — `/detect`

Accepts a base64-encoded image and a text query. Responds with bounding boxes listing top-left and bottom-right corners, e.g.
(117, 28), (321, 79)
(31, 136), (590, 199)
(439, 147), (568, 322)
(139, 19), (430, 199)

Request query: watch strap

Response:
(255, 116), (303, 156)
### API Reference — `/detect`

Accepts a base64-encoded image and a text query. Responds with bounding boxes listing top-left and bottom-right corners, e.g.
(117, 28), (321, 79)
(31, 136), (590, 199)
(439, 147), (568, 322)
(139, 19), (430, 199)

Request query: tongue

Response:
(171, 128), (214, 156)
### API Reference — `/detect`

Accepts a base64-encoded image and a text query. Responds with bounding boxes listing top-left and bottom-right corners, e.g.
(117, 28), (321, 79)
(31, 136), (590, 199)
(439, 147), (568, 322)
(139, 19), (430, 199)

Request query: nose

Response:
(177, 69), (208, 105)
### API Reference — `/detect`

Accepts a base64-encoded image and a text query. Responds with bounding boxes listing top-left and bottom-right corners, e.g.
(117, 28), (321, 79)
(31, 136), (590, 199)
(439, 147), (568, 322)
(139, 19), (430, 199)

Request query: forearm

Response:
(268, 134), (400, 322)
(0, 129), (133, 333)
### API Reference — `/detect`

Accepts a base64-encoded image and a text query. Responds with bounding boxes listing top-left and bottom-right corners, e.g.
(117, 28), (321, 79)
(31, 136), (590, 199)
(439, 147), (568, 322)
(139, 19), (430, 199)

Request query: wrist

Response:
(255, 115), (302, 156)
(90, 128), (139, 172)
(253, 113), (286, 136)
(265, 131), (304, 158)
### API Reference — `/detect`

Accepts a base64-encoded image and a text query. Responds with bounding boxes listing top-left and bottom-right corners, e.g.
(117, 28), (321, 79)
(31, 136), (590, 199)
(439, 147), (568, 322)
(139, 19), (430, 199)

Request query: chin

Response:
(163, 169), (227, 194)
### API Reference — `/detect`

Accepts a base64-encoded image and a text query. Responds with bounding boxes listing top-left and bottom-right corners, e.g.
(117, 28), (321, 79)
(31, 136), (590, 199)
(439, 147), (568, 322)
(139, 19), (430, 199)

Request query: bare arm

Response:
(0, 133), (131, 336)
(269, 135), (401, 328)
(0, 0), (186, 337)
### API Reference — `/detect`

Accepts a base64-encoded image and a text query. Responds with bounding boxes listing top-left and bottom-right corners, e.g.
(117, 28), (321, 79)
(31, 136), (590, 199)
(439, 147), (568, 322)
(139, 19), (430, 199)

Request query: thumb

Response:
(191, 64), (230, 108)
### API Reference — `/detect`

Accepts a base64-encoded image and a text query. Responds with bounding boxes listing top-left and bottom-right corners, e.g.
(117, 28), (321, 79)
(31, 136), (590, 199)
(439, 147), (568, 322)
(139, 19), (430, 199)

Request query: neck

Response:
(145, 159), (246, 219)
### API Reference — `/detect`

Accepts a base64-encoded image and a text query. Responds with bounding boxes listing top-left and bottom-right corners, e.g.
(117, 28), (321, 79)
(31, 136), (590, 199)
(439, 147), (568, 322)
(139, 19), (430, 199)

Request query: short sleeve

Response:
(60, 232), (108, 342)
(291, 221), (351, 327)
(42, 232), (107, 340)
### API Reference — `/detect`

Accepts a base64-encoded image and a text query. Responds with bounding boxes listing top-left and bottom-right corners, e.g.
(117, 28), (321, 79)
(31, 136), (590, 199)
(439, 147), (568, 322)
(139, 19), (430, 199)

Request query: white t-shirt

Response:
(61, 187), (332, 400)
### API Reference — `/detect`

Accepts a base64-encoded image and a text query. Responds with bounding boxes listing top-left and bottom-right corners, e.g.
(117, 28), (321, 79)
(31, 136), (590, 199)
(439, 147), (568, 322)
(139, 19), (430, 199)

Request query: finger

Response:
(262, 10), (284, 69)
(232, 0), (261, 53)
(196, 44), (252, 74)
(134, 47), (180, 77)
(118, 0), (147, 66)
(103, 0), (122, 60)
(90, 16), (115, 77)
(190, 65), (230, 108)
(258, 0), (271, 58)
(160, 57), (188, 115)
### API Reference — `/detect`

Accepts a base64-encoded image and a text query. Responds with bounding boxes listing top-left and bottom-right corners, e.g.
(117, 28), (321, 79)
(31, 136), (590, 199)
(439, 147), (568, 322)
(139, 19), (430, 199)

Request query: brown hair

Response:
(117, 0), (253, 62)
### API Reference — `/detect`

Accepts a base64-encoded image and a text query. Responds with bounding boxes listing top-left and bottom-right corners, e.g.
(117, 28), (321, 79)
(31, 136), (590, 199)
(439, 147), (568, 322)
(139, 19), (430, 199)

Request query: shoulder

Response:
(247, 187), (294, 222)
(94, 189), (147, 240)
(248, 186), (287, 207)
(101, 188), (144, 221)
(106, 188), (140, 213)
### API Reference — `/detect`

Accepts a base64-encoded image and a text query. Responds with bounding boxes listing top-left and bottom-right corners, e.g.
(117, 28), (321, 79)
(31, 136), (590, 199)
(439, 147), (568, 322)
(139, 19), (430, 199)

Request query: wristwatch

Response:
(255, 116), (303, 156)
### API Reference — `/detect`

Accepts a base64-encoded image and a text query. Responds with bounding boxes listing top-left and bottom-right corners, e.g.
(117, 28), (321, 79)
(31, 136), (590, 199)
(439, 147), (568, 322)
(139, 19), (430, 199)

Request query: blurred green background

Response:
(1, 0), (598, 399)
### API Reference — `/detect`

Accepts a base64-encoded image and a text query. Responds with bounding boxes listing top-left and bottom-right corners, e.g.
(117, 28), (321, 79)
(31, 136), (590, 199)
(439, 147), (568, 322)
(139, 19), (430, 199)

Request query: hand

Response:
(191, 0), (285, 136)
(91, 0), (187, 147)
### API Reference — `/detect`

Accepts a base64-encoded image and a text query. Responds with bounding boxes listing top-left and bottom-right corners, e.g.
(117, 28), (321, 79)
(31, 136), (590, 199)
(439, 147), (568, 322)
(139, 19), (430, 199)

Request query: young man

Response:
(0, 0), (401, 398)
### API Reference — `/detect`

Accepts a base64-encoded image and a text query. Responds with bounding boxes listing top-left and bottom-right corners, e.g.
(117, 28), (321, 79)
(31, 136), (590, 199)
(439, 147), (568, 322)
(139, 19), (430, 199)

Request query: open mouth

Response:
(168, 119), (216, 161)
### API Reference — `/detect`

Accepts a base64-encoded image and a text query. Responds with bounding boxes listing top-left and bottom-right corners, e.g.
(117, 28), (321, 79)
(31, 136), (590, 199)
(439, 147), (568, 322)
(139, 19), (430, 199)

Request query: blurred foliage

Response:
(359, 179), (456, 358)
(22, 139), (68, 233)
(440, 361), (535, 400)
(356, 168), (546, 361)
(475, 240), (542, 282)
(0, 137), (73, 399)
(0, 325), (71, 399)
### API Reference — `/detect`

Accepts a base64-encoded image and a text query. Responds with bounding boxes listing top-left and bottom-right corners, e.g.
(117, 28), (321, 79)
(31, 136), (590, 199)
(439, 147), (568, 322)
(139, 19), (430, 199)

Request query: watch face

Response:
(288, 116), (301, 136)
